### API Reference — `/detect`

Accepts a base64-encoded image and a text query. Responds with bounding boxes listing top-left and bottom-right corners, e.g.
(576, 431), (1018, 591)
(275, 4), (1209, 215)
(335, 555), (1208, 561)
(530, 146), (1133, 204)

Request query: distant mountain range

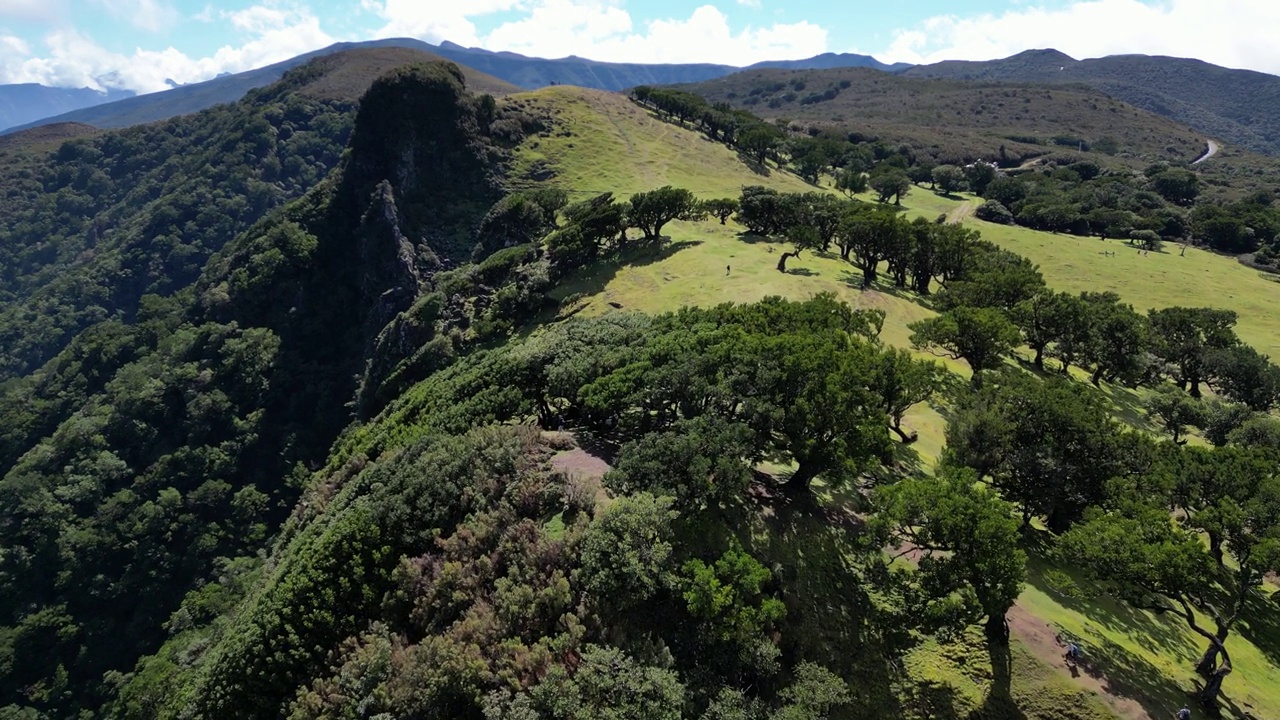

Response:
(0, 84), (133, 132)
(903, 49), (1280, 156)
(0, 38), (903, 134)
(8, 41), (1280, 159)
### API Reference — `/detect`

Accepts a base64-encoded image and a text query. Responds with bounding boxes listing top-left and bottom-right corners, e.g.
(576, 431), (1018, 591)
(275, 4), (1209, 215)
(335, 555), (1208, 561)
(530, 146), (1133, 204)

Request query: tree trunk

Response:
(1090, 366), (1104, 387)
(1189, 378), (1203, 398)
(891, 420), (918, 444)
(985, 613), (1010, 645)
(1033, 345), (1045, 370)
(784, 463), (818, 493)
(777, 252), (796, 272)
(1208, 532), (1224, 568)
(1196, 629), (1229, 676)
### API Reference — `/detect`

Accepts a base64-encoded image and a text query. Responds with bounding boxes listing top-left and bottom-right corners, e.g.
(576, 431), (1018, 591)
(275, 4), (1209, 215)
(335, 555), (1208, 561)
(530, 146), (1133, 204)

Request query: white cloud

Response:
(737, 0), (762, 8)
(879, 0), (1280, 75)
(368, 0), (825, 65)
(0, 5), (336, 93)
(363, 0), (523, 47)
(92, 0), (180, 32)
(0, 0), (67, 22)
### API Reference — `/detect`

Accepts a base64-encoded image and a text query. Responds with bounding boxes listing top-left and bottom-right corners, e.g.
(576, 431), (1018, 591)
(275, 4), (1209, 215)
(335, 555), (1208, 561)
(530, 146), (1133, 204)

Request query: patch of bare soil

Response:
(1006, 603), (1156, 720)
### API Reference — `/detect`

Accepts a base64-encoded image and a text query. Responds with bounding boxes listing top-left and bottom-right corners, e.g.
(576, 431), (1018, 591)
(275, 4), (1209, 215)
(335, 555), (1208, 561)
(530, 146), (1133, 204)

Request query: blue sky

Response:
(2, 0), (1278, 93)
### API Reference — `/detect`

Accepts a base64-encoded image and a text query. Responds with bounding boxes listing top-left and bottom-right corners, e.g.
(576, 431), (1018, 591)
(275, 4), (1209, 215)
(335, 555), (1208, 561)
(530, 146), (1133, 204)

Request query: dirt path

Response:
(1007, 604), (1156, 720)
(946, 198), (978, 224)
(1193, 140), (1220, 165)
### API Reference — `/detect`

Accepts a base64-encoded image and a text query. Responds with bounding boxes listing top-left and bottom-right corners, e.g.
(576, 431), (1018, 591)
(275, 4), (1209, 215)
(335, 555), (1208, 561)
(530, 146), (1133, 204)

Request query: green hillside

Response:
(0, 54), (1278, 720)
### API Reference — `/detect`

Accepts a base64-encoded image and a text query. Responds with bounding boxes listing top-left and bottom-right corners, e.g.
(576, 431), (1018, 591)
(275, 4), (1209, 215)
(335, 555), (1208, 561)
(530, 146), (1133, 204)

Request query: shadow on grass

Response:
(1235, 589), (1280, 667)
(735, 231), (773, 245)
(786, 267), (819, 277)
(969, 640), (1029, 720)
(734, 151), (772, 177)
(751, 488), (906, 718)
(1024, 551), (1196, 661)
(553, 239), (702, 306)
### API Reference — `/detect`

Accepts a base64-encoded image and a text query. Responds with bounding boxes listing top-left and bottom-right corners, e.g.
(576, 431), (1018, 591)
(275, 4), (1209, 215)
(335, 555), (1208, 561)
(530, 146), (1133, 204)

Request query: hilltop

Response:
(904, 49), (1280, 157)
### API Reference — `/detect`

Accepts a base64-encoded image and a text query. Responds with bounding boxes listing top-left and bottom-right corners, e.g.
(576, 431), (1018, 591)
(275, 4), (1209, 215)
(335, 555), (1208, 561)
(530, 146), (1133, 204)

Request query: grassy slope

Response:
(500, 86), (1280, 719)
(901, 190), (1280, 358)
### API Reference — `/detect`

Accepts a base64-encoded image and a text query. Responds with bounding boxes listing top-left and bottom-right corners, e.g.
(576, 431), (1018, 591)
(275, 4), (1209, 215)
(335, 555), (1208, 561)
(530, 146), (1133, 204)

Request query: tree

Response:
(627, 186), (700, 240)
(1076, 292), (1148, 385)
(1011, 291), (1079, 370)
(1205, 344), (1280, 411)
(472, 193), (553, 260)
(840, 208), (908, 285)
(578, 493), (678, 610)
(562, 192), (627, 250)
(681, 548), (786, 652)
(1129, 229), (1163, 252)
(737, 186), (792, 236)
(910, 307), (1020, 382)
(964, 163), (998, 195)
(936, 242), (1045, 311)
(1149, 307), (1240, 398)
(774, 663), (852, 720)
(1144, 386), (1205, 444)
(738, 124), (782, 166)
(945, 372), (1127, 532)
(776, 225), (820, 273)
(873, 348), (947, 443)
(741, 333), (892, 493)
(606, 417), (755, 510)
(1059, 493), (1279, 705)
(974, 200), (1015, 225)
(835, 168), (868, 197)
(874, 467), (1027, 642)
(931, 165), (966, 194)
(870, 168), (911, 205)
(702, 198), (739, 225)
(1150, 168), (1200, 206)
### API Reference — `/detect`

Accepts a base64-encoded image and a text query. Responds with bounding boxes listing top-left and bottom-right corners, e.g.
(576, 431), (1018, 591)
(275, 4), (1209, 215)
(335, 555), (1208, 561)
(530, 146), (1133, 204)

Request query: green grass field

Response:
(506, 86), (1280, 720)
(898, 190), (1280, 358)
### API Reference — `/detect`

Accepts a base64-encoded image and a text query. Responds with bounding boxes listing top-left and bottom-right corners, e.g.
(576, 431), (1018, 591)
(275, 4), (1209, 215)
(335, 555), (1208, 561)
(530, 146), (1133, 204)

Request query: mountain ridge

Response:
(1, 38), (903, 134)
(904, 48), (1280, 156)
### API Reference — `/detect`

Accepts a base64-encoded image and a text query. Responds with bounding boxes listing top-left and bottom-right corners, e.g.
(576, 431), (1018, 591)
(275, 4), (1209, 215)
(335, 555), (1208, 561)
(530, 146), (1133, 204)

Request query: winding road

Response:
(1193, 139), (1220, 165)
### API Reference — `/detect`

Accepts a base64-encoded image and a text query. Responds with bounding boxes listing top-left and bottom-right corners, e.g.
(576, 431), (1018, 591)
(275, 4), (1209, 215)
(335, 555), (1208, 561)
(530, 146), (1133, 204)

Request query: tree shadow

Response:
(734, 231), (773, 245)
(734, 151), (772, 177)
(934, 191), (966, 202)
(552, 240), (702, 307)
(901, 680), (965, 720)
(1079, 633), (1197, 720)
(749, 488), (906, 718)
(1234, 589), (1280, 667)
(786, 267), (819, 277)
(1023, 552), (1196, 660)
(966, 639), (1028, 720)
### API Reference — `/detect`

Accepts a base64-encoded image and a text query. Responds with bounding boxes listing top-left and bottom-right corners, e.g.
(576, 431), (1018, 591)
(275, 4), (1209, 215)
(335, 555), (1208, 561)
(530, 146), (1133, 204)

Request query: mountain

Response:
(746, 52), (911, 73)
(5, 38), (905, 135)
(903, 49), (1280, 156)
(677, 65), (1208, 166)
(2, 41), (520, 135)
(0, 83), (133, 131)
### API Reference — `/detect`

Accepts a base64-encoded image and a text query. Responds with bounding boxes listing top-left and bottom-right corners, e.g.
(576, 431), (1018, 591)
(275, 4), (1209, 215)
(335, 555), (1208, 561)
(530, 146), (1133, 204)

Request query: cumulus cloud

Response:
(879, 0), (1280, 74)
(363, 0), (522, 47)
(0, 5), (336, 93)
(367, 0), (825, 65)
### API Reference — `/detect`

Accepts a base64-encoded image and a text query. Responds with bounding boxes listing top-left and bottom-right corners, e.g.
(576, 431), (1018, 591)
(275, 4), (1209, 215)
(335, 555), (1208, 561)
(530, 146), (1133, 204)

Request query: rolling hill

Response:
(904, 49), (1280, 157)
(678, 65), (1209, 166)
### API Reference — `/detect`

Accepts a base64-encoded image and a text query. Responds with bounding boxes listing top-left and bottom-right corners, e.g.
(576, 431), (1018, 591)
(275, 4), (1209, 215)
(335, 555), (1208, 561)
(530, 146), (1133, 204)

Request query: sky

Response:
(2, 0), (1280, 94)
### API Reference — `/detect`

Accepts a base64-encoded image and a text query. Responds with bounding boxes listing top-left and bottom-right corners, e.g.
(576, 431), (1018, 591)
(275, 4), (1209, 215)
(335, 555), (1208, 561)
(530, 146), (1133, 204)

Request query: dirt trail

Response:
(1193, 140), (1220, 165)
(1007, 603), (1157, 720)
(946, 199), (978, 224)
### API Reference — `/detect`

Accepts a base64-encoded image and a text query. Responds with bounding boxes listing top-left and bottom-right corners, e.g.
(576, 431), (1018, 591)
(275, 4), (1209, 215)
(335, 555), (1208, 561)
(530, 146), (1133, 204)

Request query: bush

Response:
(975, 200), (1016, 225)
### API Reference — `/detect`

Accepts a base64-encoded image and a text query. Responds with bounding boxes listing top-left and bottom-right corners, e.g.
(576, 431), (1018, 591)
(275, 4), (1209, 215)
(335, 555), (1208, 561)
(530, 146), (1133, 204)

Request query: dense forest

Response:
(0, 50), (1278, 720)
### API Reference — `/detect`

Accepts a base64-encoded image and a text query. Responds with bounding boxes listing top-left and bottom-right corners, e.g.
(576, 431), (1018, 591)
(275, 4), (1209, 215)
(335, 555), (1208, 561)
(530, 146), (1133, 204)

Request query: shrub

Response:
(975, 200), (1016, 225)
